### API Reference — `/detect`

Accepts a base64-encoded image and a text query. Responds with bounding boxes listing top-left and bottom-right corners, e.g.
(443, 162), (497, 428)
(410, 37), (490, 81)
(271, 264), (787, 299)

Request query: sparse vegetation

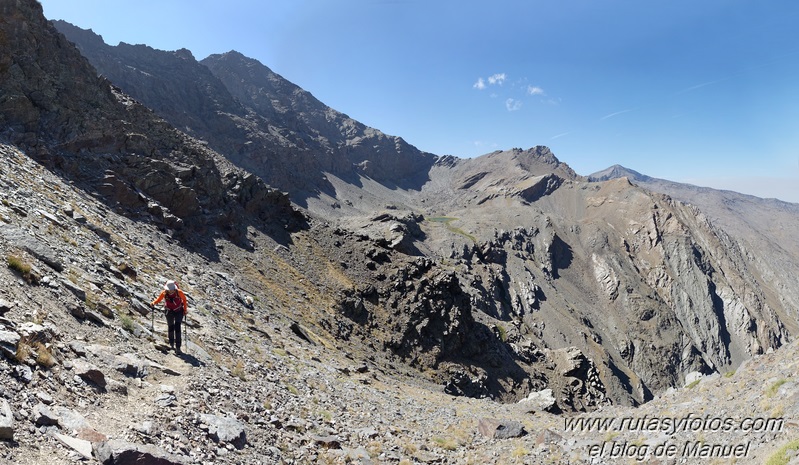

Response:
(686, 379), (701, 389)
(496, 324), (508, 342)
(15, 339), (31, 364)
(34, 342), (55, 368)
(286, 384), (300, 395)
(432, 436), (458, 451)
(427, 216), (477, 243)
(767, 379), (789, 398)
(512, 446), (529, 458)
(7, 253), (37, 284)
(765, 438), (799, 465)
(231, 360), (247, 380)
(119, 313), (135, 333)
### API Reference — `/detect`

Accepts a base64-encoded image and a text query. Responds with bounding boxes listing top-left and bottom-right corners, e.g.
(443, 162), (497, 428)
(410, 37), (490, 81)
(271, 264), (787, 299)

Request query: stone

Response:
(53, 407), (89, 432)
(53, 432), (93, 460)
(477, 418), (526, 439)
(36, 391), (54, 405)
(93, 439), (187, 465)
(200, 413), (247, 449)
(311, 434), (342, 449)
(14, 365), (33, 384)
(33, 403), (59, 426)
(61, 279), (87, 301)
(0, 399), (14, 439)
(0, 330), (20, 359)
(154, 394), (176, 407)
(0, 299), (12, 316)
(72, 360), (107, 388)
(518, 388), (559, 414)
(114, 354), (149, 378)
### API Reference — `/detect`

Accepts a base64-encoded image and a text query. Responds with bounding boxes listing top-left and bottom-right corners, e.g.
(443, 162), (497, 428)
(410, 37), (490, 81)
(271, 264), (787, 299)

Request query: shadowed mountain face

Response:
(53, 21), (437, 205)
(0, 12), (792, 415)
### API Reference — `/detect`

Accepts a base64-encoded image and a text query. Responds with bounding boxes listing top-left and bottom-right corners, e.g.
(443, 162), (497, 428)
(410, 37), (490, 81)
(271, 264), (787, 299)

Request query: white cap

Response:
(164, 280), (177, 291)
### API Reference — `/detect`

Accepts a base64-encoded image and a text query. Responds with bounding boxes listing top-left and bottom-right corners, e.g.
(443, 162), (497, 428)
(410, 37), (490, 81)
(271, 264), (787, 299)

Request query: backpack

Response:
(164, 286), (184, 312)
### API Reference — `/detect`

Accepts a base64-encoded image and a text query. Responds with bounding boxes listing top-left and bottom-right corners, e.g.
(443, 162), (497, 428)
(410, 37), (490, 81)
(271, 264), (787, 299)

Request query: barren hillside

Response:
(0, 1), (797, 463)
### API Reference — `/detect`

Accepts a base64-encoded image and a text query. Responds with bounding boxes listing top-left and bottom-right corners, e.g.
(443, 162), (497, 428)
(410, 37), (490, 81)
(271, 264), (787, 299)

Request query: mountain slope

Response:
(50, 15), (799, 410)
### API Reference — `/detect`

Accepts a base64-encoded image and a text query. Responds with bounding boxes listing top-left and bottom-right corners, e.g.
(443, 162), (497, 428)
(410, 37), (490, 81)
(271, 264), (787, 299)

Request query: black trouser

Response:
(165, 310), (184, 349)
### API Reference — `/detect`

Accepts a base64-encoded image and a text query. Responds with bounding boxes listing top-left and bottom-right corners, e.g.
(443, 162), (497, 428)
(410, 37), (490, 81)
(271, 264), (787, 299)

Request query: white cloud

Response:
(527, 85), (545, 96)
(488, 73), (506, 85)
(600, 109), (634, 121)
(506, 98), (522, 111)
(473, 78), (486, 90)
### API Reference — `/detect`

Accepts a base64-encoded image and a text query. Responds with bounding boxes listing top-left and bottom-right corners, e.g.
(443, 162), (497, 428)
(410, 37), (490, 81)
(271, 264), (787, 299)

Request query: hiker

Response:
(151, 280), (188, 354)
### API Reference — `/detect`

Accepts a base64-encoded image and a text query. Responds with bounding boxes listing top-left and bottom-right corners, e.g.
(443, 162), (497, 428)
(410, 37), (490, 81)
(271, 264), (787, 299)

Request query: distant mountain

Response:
(587, 164), (651, 182)
(53, 22), (437, 203)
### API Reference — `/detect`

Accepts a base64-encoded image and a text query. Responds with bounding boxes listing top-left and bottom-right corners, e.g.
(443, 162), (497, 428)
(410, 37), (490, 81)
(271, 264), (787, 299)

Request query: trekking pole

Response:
(184, 313), (190, 355)
(150, 304), (155, 333)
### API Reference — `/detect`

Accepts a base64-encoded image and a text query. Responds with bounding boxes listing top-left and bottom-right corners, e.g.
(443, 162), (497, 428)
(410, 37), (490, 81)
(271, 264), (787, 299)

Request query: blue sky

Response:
(39, 0), (799, 202)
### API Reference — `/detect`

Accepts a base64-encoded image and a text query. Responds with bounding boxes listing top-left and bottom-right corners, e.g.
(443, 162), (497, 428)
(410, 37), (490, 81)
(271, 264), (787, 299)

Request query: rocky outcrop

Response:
(1, 5), (300, 251)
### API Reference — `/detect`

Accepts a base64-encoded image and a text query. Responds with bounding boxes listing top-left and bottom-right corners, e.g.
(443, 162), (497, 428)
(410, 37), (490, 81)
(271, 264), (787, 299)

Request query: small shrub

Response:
(15, 339), (31, 363)
(686, 379), (700, 389)
(7, 254), (38, 284)
(231, 360), (247, 380)
(119, 314), (135, 333)
(496, 324), (508, 342)
(34, 342), (55, 368)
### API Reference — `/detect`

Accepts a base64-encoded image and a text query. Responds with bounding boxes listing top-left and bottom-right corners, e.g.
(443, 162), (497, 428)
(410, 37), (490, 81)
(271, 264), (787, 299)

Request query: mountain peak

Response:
(588, 164), (651, 182)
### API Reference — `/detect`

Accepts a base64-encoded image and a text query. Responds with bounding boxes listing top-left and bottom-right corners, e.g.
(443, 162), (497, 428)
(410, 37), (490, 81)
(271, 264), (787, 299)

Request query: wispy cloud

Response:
(527, 85), (545, 96)
(551, 132), (569, 140)
(488, 73), (506, 85)
(600, 109), (634, 121)
(674, 79), (724, 96)
(474, 73), (506, 90)
(506, 98), (522, 111)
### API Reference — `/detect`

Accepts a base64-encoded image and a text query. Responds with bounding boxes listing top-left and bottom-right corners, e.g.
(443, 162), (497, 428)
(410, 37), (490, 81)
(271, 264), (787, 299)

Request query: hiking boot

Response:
(175, 348), (182, 355)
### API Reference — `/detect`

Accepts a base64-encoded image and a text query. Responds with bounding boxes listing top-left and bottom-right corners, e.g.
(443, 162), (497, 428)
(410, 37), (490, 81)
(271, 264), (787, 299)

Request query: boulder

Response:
(477, 418), (526, 439)
(200, 413), (247, 449)
(0, 399), (13, 439)
(72, 360), (107, 389)
(94, 439), (187, 465)
(33, 403), (59, 426)
(518, 388), (559, 414)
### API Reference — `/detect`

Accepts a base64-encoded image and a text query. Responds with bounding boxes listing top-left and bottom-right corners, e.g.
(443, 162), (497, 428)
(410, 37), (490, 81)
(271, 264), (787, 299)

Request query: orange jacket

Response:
(151, 289), (188, 315)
